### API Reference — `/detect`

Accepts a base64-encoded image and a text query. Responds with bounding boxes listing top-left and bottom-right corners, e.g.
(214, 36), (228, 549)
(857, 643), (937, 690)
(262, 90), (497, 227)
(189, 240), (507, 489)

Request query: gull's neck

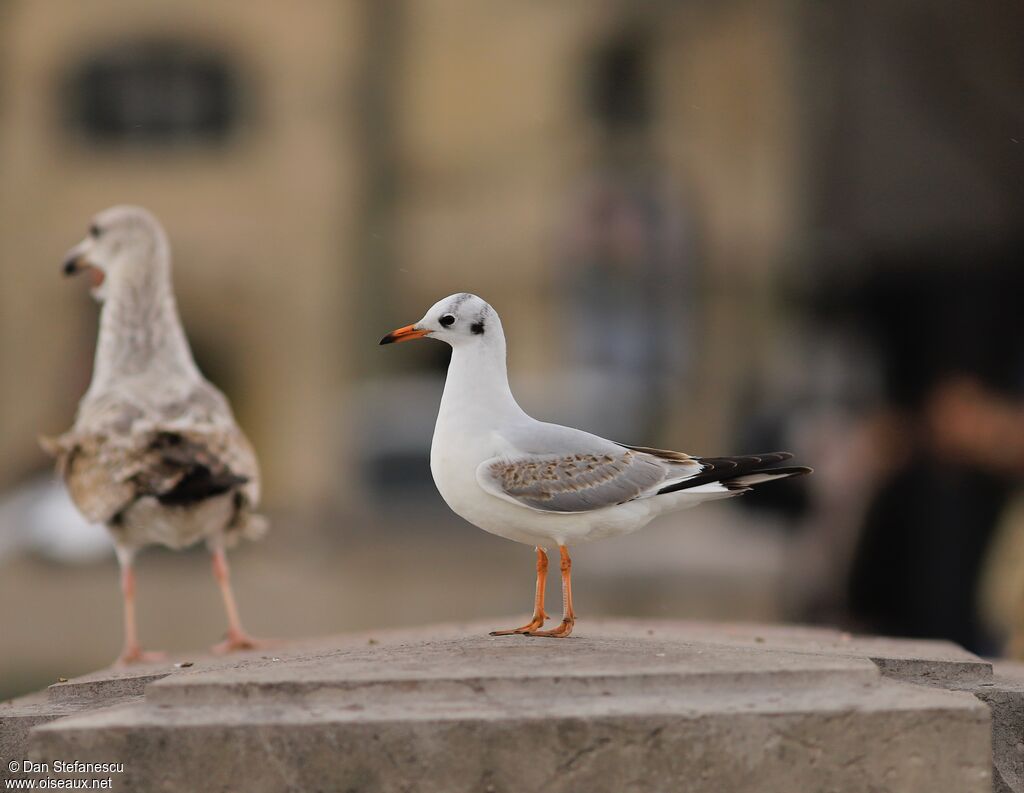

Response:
(438, 331), (527, 430)
(88, 245), (200, 394)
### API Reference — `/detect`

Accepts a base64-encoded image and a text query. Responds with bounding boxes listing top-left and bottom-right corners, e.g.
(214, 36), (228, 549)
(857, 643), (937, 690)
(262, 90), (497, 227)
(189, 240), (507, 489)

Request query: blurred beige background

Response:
(2, 0), (1024, 700)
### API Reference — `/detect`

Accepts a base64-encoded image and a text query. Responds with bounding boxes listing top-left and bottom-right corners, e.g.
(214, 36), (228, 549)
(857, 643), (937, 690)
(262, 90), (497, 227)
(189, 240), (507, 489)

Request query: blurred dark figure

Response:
(844, 249), (1024, 654)
(557, 28), (694, 441)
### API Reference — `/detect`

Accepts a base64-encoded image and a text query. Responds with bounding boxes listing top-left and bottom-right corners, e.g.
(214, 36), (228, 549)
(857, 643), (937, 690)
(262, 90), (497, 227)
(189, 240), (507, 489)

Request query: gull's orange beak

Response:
(379, 324), (430, 345)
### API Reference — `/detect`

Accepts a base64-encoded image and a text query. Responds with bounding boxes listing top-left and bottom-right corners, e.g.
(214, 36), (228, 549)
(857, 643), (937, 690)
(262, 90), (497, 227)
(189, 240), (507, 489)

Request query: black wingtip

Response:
(657, 453), (811, 496)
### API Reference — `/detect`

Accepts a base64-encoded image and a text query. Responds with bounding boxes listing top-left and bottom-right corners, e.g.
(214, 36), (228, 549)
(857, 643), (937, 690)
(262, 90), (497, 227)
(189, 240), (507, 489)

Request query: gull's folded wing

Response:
(476, 450), (671, 514)
(476, 443), (807, 514)
(42, 382), (261, 525)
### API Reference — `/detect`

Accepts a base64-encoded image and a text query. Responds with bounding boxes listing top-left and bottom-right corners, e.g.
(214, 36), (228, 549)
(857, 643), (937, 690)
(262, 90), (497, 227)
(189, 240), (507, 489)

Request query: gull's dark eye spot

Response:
(471, 320), (485, 335)
(89, 223), (102, 238)
(439, 314), (455, 327)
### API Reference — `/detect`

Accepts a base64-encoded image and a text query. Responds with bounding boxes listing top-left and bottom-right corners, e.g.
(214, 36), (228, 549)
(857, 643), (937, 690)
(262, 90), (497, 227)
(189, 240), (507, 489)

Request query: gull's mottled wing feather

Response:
(41, 432), (138, 524)
(150, 379), (261, 505)
(42, 380), (261, 524)
(477, 450), (668, 513)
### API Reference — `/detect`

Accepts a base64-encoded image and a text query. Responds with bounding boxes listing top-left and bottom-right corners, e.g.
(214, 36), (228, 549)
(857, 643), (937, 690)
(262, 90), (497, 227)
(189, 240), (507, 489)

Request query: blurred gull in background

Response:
(44, 206), (268, 665)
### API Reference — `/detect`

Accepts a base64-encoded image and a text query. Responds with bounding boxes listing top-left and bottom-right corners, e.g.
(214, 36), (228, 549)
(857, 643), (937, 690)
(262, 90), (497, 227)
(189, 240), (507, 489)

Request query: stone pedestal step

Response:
(3, 620), (1019, 792)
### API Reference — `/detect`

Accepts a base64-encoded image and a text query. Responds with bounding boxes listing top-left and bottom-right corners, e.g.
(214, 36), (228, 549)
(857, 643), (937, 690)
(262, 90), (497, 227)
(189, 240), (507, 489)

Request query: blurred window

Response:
(585, 31), (651, 131)
(64, 40), (239, 145)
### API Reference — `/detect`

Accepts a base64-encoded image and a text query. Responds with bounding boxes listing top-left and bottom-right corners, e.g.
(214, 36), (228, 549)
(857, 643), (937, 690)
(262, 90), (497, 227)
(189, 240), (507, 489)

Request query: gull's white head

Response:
(62, 205), (169, 302)
(380, 293), (502, 349)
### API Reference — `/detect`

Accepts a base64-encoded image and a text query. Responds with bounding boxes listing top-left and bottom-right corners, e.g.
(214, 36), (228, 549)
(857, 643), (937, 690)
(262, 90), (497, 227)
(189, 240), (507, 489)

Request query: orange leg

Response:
(114, 550), (166, 667)
(525, 546), (575, 638)
(210, 547), (268, 654)
(491, 547), (549, 635)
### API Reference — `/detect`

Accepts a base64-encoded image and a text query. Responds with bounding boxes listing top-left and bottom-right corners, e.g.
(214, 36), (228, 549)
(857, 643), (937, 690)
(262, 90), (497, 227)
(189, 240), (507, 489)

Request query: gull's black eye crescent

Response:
(89, 223), (102, 239)
(439, 314), (455, 327)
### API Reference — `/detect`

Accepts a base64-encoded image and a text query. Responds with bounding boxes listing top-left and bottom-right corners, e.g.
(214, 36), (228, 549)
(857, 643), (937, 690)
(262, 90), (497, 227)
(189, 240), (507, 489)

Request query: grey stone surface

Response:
(973, 661), (1024, 793)
(1, 620), (1006, 792)
(0, 690), (78, 772)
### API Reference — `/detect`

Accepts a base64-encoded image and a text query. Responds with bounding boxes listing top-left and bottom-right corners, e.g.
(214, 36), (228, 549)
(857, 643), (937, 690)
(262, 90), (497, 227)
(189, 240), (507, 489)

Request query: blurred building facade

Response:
(0, 0), (805, 512)
(1, 0), (1021, 519)
(2, 0), (1024, 698)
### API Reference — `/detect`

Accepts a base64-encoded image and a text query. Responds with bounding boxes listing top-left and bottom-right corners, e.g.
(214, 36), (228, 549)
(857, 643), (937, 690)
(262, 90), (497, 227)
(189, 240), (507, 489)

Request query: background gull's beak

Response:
(62, 253), (84, 276)
(61, 240), (90, 276)
(61, 242), (105, 288)
(379, 324), (430, 345)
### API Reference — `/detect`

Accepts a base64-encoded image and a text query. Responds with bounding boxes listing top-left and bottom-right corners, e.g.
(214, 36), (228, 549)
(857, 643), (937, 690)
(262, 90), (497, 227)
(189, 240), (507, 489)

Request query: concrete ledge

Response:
(979, 661), (1024, 793)
(2, 620), (1014, 792)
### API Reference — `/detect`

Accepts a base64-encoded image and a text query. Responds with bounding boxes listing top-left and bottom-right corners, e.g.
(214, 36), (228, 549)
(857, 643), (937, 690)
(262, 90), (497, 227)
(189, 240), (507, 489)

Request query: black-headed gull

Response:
(381, 293), (811, 638)
(43, 206), (268, 665)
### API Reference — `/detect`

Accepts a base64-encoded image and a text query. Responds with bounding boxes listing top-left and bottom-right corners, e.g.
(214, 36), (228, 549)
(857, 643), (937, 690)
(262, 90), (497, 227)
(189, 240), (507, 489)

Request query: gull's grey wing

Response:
(476, 449), (671, 514)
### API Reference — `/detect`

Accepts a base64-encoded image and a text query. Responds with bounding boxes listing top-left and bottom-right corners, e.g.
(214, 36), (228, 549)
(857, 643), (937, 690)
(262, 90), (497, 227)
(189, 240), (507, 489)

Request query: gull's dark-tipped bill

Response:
(62, 254), (105, 288)
(379, 324), (430, 345)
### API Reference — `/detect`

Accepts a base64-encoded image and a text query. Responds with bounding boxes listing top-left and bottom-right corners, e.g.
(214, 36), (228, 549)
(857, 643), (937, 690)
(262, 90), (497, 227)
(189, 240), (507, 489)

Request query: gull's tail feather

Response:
(223, 507), (269, 547)
(656, 452), (811, 496)
(718, 466), (812, 491)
